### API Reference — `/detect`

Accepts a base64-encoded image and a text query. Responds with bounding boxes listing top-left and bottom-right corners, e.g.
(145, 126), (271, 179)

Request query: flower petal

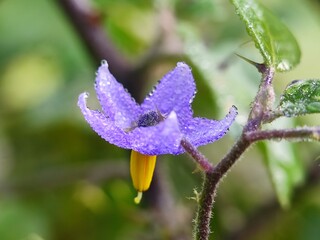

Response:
(129, 112), (183, 155)
(95, 61), (141, 129)
(185, 106), (238, 146)
(78, 92), (131, 149)
(141, 62), (195, 123)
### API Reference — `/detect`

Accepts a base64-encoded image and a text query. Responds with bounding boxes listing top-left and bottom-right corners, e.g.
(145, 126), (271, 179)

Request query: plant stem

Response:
(248, 67), (275, 121)
(194, 136), (251, 240)
(193, 66), (275, 240)
(245, 127), (320, 142)
(190, 63), (317, 239)
(181, 138), (214, 172)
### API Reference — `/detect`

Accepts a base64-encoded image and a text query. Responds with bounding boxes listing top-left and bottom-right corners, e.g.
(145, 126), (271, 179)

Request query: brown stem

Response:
(194, 135), (251, 240)
(194, 66), (275, 240)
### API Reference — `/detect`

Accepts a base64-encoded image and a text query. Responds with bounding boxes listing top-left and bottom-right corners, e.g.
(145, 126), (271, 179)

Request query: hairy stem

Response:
(247, 67), (275, 128)
(245, 127), (320, 142)
(194, 172), (216, 240)
(181, 138), (214, 172)
(194, 136), (251, 240)
(193, 66), (275, 240)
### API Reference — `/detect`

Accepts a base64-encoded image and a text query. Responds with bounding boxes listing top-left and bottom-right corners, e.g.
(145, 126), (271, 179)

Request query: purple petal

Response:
(184, 106), (238, 147)
(128, 112), (183, 155)
(78, 92), (131, 149)
(95, 61), (141, 129)
(141, 62), (196, 125)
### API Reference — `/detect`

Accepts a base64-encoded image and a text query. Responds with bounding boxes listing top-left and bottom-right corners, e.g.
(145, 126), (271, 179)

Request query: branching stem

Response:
(190, 66), (280, 240)
(193, 136), (251, 240)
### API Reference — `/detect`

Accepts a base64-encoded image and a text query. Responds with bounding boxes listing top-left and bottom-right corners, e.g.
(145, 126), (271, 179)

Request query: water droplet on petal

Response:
(188, 125), (195, 130)
(177, 62), (186, 68)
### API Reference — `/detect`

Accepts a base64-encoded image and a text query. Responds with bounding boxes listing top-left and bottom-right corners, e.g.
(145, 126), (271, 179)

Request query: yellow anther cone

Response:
(130, 150), (157, 204)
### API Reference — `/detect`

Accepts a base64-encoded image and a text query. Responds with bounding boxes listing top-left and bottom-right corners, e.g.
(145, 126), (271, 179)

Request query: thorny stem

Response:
(193, 137), (251, 240)
(190, 64), (318, 240)
(190, 66), (279, 240)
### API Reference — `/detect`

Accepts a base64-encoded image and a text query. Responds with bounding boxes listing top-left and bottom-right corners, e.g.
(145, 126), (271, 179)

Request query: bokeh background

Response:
(0, 0), (319, 239)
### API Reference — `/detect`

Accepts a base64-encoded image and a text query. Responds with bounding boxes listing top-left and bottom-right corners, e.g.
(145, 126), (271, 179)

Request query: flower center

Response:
(137, 110), (163, 127)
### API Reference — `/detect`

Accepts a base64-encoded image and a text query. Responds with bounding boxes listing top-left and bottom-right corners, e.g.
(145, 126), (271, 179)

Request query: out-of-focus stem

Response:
(56, 0), (131, 80)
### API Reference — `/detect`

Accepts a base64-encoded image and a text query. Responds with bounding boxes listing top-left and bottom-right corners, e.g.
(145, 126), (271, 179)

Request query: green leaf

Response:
(231, 0), (301, 72)
(258, 140), (304, 208)
(279, 79), (320, 117)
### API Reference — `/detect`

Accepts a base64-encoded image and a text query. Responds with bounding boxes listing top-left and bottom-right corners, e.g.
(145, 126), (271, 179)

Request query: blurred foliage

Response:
(259, 137), (305, 208)
(0, 0), (319, 240)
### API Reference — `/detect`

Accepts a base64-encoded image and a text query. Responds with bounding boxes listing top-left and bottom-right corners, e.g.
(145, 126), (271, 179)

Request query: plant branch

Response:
(247, 67), (275, 129)
(193, 136), (251, 240)
(181, 138), (214, 172)
(193, 66), (276, 240)
(245, 126), (320, 142)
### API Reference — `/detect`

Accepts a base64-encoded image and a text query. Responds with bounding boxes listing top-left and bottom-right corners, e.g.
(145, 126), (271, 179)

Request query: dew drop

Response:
(277, 60), (290, 71)
(188, 125), (195, 130)
(177, 62), (184, 67)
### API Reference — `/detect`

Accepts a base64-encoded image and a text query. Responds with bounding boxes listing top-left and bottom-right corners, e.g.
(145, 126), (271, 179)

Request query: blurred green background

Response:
(0, 0), (319, 239)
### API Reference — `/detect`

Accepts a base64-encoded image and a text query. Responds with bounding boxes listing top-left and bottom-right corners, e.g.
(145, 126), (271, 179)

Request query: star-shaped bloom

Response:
(78, 61), (237, 203)
(78, 61), (237, 155)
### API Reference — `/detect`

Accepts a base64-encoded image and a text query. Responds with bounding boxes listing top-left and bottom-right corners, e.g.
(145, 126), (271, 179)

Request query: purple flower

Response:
(78, 61), (237, 155)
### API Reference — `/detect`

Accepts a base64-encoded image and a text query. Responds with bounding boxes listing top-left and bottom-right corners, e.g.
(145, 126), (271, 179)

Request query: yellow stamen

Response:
(130, 150), (157, 204)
